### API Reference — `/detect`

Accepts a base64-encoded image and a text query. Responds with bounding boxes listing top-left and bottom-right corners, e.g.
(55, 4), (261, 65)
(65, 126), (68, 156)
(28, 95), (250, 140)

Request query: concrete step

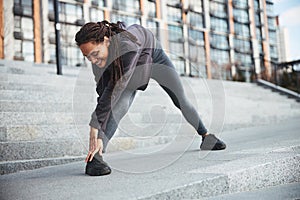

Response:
(0, 59), (80, 76)
(0, 101), (73, 112)
(0, 139), (86, 162)
(0, 156), (85, 175)
(0, 90), (96, 103)
(205, 182), (300, 200)
(0, 112), (76, 126)
(0, 134), (176, 174)
(0, 119), (299, 199)
(0, 124), (87, 142)
(0, 72), (77, 83)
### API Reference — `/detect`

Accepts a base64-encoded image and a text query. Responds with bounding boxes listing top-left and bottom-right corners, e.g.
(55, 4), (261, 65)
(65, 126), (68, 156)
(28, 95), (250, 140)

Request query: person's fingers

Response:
(89, 150), (98, 162)
(85, 152), (92, 163)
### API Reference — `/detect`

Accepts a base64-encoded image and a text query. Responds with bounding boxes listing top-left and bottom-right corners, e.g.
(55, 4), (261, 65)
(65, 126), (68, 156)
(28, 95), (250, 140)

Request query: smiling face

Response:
(79, 37), (110, 68)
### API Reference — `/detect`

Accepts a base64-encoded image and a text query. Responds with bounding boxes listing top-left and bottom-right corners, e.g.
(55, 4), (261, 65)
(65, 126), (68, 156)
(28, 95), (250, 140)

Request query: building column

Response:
(104, 0), (112, 21)
(204, 31), (211, 79)
(182, 0), (190, 76)
(228, 0), (236, 78)
(249, 0), (260, 78)
(262, 0), (271, 80)
(33, 0), (42, 63)
(3, 0), (14, 60)
(203, 0), (211, 79)
(0, 0), (4, 59)
(139, 0), (147, 26)
(41, 0), (50, 63)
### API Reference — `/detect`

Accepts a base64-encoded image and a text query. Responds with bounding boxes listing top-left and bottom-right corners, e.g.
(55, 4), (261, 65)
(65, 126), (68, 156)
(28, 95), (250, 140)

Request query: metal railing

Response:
(257, 59), (300, 100)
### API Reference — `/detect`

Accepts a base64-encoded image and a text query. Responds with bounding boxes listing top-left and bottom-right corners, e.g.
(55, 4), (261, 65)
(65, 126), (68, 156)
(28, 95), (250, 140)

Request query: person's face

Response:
(79, 36), (110, 68)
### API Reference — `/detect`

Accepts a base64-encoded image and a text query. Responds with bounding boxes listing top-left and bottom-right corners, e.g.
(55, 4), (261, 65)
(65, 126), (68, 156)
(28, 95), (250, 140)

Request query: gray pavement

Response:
(205, 182), (300, 200)
(0, 117), (299, 200)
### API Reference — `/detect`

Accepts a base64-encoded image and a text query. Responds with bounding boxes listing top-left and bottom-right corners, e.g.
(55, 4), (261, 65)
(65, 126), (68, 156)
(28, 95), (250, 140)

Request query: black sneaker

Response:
(200, 134), (226, 151)
(85, 154), (111, 176)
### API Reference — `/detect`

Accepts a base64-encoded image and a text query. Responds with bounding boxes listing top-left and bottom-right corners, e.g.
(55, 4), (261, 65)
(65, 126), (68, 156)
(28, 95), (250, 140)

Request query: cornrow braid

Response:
(75, 20), (140, 84)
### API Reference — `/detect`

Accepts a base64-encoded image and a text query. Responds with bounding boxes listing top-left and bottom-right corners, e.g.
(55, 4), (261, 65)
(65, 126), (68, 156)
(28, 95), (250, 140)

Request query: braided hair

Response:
(75, 20), (139, 84)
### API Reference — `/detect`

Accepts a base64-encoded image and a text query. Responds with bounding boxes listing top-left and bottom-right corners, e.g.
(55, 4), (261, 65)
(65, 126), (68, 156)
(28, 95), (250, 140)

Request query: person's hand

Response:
(85, 126), (103, 162)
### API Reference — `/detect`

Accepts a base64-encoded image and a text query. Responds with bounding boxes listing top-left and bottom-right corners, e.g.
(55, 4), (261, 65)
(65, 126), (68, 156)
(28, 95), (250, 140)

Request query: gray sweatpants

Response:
(101, 43), (207, 151)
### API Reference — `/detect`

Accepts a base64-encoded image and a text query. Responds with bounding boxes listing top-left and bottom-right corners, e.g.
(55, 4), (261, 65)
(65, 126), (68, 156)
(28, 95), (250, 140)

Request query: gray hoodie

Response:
(89, 24), (156, 138)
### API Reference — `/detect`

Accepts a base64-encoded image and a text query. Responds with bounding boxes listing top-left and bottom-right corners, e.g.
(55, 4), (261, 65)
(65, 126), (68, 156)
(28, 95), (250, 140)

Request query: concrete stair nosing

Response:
(0, 156), (85, 175)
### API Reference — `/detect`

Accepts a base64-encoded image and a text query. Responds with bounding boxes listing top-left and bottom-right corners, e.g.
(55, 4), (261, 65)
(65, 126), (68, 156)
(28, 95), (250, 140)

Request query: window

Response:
(211, 17), (228, 33)
(188, 29), (204, 44)
(14, 39), (34, 62)
(14, 39), (22, 60)
(49, 44), (56, 63)
(112, 0), (141, 14)
(145, 0), (156, 18)
(210, 49), (230, 79)
(188, 29), (206, 77)
(210, 33), (229, 50)
(167, 5), (182, 23)
(233, 9), (249, 24)
(22, 41), (34, 62)
(258, 43), (263, 54)
(266, 1), (274, 15)
(211, 0), (227, 4)
(14, 0), (32, 16)
(91, 0), (105, 7)
(234, 38), (251, 53)
(235, 52), (253, 66)
(270, 45), (278, 60)
(232, 0), (248, 9)
(211, 49), (229, 66)
(168, 25), (185, 74)
(269, 30), (277, 45)
(234, 23), (250, 37)
(146, 20), (159, 39)
(13, 15), (34, 62)
(256, 27), (262, 41)
(111, 13), (141, 26)
(48, 21), (83, 66)
(59, 3), (83, 24)
(90, 7), (104, 22)
(189, 0), (202, 13)
(268, 16), (276, 31)
(254, 0), (260, 11)
(210, 1), (227, 19)
(255, 13), (261, 26)
(188, 11), (203, 28)
(166, 0), (181, 6)
(21, 17), (34, 40)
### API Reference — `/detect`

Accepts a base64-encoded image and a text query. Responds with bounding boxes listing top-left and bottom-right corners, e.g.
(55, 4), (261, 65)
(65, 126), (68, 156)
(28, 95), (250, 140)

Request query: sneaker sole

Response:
(85, 167), (112, 176)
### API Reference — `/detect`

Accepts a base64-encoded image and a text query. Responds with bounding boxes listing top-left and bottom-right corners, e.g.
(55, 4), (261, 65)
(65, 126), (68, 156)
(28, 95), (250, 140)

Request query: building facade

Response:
(0, 0), (279, 81)
(275, 16), (290, 63)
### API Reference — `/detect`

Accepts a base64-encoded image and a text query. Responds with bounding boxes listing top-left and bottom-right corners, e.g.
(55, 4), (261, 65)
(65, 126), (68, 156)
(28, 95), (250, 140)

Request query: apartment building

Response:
(0, 0), (279, 81)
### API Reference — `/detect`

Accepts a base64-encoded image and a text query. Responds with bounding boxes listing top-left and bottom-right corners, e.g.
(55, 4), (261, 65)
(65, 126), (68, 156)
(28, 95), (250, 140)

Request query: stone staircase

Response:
(1, 60), (300, 175)
(0, 60), (93, 174)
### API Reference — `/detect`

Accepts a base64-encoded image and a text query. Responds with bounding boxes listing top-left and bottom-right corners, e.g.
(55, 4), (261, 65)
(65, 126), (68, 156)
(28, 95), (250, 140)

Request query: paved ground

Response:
(205, 182), (300, 200)
(0, 117), (299, 200)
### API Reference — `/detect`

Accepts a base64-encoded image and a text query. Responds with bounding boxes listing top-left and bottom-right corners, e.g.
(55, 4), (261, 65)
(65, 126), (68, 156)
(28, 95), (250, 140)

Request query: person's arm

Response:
(86, 82), (114, 162)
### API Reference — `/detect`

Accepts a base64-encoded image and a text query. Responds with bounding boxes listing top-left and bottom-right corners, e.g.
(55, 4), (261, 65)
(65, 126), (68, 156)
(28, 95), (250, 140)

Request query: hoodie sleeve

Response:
(90, 25), (154, 139)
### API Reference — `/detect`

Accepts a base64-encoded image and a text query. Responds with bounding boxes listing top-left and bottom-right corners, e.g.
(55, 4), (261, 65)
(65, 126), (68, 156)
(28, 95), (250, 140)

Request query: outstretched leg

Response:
(151, 48), (207, 136)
